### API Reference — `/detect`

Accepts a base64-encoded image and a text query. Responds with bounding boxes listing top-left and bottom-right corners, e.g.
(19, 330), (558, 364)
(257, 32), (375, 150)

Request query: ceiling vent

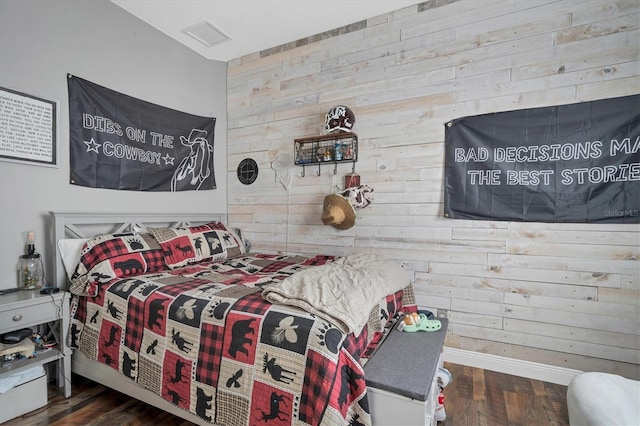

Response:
(182, 21), (231, 47)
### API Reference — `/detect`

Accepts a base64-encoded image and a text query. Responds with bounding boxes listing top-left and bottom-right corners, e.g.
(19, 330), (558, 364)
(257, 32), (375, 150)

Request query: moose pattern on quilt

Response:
(69, 253), (416, 426)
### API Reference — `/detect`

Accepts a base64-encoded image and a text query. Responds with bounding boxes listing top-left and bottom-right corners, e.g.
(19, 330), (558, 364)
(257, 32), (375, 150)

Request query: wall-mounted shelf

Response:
(294, 132), (358, 177)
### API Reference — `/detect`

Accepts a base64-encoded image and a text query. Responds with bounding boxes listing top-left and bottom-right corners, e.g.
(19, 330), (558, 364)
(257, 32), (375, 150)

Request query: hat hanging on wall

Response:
(321, 194), (356, 230)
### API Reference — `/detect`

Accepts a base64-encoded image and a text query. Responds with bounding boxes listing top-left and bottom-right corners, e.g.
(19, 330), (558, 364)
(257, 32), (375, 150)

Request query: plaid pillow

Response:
(69, 232), (165, 296)
(148, 222), (246, 269)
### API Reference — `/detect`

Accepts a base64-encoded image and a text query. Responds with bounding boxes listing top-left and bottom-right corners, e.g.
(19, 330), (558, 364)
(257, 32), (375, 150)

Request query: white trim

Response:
(443, 346), (582, 386)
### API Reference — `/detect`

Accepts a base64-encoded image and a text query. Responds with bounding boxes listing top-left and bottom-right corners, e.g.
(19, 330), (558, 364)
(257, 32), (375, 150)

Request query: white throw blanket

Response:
(262, 253), (410, 335)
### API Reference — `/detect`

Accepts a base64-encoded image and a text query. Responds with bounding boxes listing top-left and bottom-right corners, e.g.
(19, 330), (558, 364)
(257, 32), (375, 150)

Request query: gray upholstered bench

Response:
(365, 318), (448, 426)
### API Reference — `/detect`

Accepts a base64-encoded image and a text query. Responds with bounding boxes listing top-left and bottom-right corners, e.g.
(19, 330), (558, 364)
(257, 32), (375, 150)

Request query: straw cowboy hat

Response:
(321, 194), (356, 230)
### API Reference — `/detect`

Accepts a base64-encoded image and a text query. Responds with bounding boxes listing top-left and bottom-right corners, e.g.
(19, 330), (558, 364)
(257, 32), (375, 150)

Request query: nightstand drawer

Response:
(0, 300), (60, 333)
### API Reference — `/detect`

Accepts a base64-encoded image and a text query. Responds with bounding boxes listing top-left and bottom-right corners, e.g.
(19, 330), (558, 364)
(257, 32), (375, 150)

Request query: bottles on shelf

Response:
(294, 133), (358, 176)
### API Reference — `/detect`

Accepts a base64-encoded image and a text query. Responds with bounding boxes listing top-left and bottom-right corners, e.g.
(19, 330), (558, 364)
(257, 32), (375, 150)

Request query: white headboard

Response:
(50, 211), (227, 290)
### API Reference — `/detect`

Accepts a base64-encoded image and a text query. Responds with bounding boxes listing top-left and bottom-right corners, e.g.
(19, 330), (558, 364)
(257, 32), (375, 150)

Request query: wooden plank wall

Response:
(227, 0), (640, 379)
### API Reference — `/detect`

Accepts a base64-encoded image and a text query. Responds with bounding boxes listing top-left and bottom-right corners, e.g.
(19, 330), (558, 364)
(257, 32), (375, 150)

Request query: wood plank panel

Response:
(504, 317), (640, 350)
(452, 323), (639, 364)
(454, 227), (640, 246)
(450, 335), (640, 380)
(429, 261), (622, 288)
(488, 253), (639, 275)
(415, 272), (598, 299)
(506, 241), (639, 261)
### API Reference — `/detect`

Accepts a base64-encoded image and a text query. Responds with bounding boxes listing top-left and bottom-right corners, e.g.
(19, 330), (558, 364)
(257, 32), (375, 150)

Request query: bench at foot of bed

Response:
(364, 318), (448, 426)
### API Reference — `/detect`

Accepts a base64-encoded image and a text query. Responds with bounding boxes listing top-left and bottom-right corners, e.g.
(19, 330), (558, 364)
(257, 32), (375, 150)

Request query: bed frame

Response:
(51, 212), (227, 425)
(50, 211), (445, 426)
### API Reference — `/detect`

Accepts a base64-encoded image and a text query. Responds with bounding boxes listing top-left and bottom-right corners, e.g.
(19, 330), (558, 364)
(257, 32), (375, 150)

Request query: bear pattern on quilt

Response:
(148, 222), (246, 269)
(70, 232), (166, 297)
(69, 253), (416, 426)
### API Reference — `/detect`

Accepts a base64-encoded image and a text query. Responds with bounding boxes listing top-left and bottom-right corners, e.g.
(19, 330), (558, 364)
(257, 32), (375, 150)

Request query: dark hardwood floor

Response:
(3, 363), (569, 425)
(440, 362), (569, 426)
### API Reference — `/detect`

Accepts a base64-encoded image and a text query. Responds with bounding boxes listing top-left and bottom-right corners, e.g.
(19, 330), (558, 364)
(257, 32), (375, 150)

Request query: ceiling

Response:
(111, 0), (422, 62)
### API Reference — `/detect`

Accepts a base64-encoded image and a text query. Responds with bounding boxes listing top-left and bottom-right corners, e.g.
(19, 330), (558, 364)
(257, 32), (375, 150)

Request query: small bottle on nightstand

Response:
(18, 231), (44, 290)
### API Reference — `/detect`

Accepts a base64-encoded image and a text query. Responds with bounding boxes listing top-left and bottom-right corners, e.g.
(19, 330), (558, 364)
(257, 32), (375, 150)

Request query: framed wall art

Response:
(0, 86), (58, 167)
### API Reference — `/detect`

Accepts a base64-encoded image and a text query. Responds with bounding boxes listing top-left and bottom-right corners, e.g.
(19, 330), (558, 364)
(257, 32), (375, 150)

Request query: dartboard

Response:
(237, 158), (258, 185)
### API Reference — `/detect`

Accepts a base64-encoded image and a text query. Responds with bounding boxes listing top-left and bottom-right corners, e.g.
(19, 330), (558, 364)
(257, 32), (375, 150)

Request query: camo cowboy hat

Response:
(321, 194), (356, 230)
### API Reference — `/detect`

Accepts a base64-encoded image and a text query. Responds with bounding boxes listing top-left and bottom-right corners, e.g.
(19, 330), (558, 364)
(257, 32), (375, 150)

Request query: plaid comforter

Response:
(69, 253), (416, 425)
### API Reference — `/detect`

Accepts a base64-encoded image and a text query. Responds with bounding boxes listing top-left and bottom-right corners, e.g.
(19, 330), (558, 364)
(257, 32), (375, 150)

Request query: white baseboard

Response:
(443, 346), (582, 386)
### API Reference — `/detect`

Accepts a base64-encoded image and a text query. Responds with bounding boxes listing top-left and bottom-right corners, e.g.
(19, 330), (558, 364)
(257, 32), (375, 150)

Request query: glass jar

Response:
(19, 253), (44, 290)
(335, 142), (343, 161)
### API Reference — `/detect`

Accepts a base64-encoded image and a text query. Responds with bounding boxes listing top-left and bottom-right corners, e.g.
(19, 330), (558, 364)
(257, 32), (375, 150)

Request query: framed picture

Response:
(0, 86), (58, 167)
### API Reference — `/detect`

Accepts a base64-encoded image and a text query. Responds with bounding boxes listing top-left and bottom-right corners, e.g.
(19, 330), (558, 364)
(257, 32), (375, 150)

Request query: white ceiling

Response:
(111, 0), (422, 62)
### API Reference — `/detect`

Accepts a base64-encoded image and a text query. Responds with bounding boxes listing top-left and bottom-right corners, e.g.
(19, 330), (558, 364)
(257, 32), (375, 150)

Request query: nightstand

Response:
(0, 290), (71, 399)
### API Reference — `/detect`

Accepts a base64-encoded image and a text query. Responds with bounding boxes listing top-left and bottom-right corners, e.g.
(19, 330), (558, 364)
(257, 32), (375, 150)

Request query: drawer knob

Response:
(12, 314), (23, 321)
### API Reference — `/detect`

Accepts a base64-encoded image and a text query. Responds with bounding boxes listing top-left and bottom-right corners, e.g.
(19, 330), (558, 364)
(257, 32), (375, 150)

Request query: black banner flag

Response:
(444, 95), (639, 223)
(68, 75), (216, 191)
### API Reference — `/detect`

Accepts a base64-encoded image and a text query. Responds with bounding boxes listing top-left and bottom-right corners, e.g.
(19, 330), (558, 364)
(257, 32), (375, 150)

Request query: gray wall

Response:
(0, 0), (227, 288)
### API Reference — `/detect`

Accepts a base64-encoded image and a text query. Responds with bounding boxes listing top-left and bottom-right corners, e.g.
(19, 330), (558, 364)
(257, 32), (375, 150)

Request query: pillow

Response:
(231, 227), (251, 252)
(69, 232), (166, 297)
(57, 238), (89, 281)
(148, 222), (246, 269)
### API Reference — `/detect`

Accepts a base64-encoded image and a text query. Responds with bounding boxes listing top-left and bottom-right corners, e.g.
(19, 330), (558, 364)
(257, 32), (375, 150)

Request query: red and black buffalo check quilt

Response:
(69, 253), (416, 425)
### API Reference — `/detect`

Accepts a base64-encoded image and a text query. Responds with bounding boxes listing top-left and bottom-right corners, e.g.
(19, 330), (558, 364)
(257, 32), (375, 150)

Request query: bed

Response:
(51, 212), (418, 426)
